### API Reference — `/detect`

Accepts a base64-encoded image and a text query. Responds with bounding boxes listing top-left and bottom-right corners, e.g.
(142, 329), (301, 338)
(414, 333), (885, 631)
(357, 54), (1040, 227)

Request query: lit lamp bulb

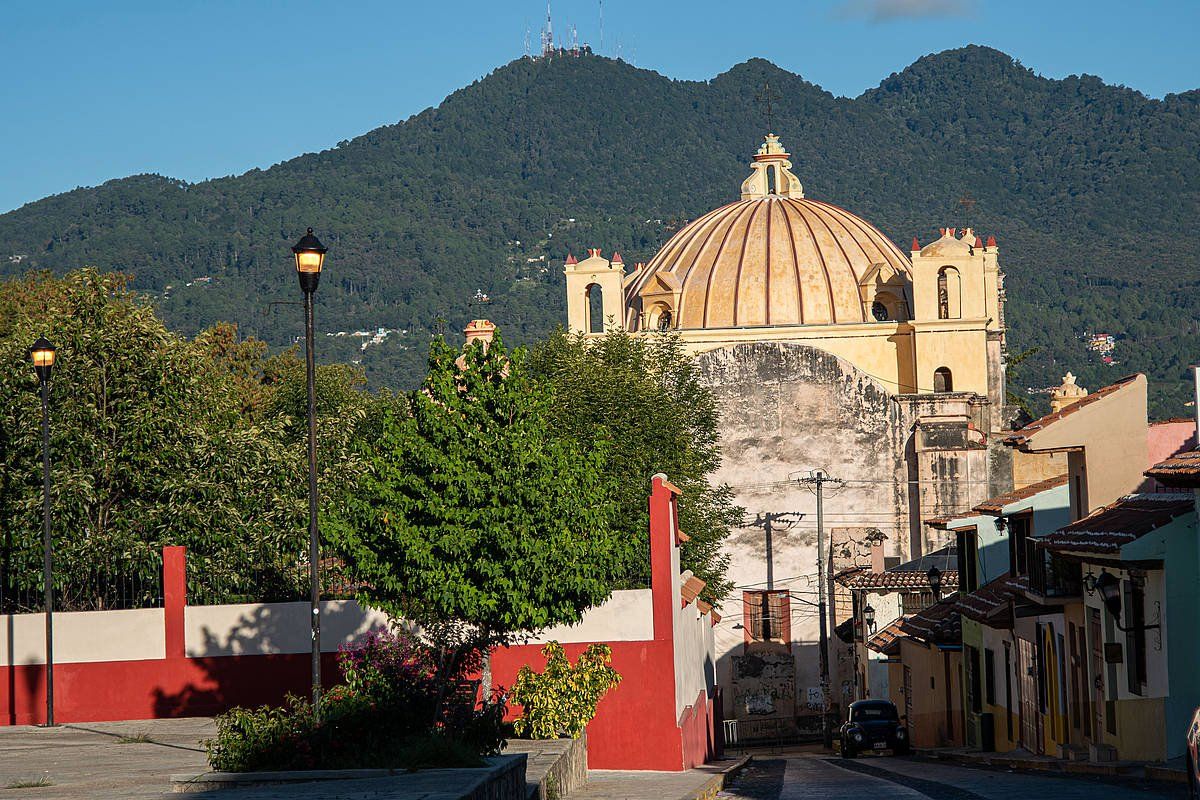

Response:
(291, 228), (328, 293)
(29, 336), (57, 384)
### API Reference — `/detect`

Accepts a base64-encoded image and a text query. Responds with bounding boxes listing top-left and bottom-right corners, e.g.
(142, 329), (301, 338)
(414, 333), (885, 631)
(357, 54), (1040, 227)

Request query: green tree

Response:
(325, 334), (622, 642)
(0, 269), (311, 608)
(529, 329), (738, 600)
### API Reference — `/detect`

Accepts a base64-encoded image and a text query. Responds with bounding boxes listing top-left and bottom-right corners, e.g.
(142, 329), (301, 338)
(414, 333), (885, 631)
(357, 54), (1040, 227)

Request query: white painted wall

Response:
(185, 600), (389, 657)
(1, 609), (165, 666)
(524, 590), (653, 645)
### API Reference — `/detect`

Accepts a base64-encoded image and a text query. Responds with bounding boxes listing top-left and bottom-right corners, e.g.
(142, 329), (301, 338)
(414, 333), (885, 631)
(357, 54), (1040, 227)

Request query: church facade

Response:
(563, 134), (1014, 731)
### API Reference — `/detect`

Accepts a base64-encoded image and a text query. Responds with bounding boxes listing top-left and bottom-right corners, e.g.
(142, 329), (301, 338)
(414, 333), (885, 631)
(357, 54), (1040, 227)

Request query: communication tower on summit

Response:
(540, 2), (554, 58)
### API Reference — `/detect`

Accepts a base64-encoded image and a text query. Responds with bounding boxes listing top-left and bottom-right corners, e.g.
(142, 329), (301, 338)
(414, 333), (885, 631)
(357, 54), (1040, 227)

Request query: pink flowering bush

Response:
(205, 627), (505, 772)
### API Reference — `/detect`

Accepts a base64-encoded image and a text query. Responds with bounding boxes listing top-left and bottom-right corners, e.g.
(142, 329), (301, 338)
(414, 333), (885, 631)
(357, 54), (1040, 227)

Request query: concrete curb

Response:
(685, 755), (753, 800)
(170, 752), (527, 794)
(915, 748), (1189, 785)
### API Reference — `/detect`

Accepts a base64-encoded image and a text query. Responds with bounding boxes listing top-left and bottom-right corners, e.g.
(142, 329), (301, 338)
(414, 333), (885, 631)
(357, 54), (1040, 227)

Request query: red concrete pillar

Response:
(648, 474), (680, 642)
(162, 546), (187, 660)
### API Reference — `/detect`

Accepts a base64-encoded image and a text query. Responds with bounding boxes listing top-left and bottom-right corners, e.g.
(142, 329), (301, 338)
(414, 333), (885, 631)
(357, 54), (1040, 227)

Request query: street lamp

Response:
(927, 565), (942, 599)
(863, 604), (876, 633)
(292, 228), (327, 711)
(29, 336), (57, 727)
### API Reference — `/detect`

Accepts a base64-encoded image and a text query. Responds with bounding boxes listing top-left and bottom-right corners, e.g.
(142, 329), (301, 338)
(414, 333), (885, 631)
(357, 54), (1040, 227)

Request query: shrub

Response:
(204, 627), (507, 772)
(509, 642), (621, 739)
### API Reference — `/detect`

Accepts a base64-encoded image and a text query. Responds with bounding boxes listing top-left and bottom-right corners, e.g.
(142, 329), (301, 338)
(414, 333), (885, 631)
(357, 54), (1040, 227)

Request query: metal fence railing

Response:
(0, 553), (165, 614)
(0, 550), (359, 614)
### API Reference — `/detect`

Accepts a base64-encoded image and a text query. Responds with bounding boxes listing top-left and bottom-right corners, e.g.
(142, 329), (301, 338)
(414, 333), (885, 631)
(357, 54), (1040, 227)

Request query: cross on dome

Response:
(740, 134), (804, 200)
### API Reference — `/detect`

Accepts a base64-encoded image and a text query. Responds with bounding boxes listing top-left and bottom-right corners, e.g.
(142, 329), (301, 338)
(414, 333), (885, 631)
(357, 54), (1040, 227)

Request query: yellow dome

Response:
(626, 136), (912, 330)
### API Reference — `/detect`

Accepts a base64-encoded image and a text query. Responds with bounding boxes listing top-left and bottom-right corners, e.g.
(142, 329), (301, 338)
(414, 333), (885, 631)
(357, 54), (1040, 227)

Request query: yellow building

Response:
(562, 133), (1014, 730)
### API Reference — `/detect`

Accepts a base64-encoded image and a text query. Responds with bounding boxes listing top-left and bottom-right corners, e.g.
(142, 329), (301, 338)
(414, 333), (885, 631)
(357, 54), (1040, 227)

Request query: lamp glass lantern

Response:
(863, 604), (876, 630)
(1095, 571), (1122, 619)
(29, 337), (57, 383)
(291, 228), (328, 293)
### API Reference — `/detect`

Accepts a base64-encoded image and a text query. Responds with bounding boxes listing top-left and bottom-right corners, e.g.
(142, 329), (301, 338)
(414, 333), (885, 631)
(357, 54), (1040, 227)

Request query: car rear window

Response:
(852, 704), (898, 721)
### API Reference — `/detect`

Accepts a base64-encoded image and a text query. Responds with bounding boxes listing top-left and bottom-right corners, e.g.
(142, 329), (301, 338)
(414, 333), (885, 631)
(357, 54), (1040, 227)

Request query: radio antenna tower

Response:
(599, 0), (604, 53)
(540, 1), (554, 57)
(524, 24), (531, 58)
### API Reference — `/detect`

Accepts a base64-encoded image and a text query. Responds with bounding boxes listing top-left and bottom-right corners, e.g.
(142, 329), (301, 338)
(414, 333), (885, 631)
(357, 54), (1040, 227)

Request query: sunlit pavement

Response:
(719, 751), (1186, 800)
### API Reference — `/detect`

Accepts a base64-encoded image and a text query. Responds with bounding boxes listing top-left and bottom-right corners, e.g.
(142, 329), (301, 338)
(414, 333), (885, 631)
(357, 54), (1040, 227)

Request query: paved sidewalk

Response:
(572, 757), (748, 800)
(0, 717), (212, 798)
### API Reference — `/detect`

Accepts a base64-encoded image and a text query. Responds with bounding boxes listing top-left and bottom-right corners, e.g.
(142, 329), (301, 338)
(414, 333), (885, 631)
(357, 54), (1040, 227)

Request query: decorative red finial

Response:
(565, 253), (578, 265)
(986, 235), (997, 247)
(911, 236), (921, 251)
(611, 251), (623, 264)
(973, 236), (983, 248)
(587, 247), (602, 258)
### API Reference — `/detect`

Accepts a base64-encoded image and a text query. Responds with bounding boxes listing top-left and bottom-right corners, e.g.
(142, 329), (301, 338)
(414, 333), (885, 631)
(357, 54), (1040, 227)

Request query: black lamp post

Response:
(292, 228), (327, 710)
(863, 604), (876, 633)
(927, 565), (942, 599)
(29, 336), (57, 727)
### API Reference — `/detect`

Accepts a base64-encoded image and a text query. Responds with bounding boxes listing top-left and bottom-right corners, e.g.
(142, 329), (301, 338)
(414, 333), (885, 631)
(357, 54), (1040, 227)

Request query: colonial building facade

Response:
(563, 134), (1014, 728)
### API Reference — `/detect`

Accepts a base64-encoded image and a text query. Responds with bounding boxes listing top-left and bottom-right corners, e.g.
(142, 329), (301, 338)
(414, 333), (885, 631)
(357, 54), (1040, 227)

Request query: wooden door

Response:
(1017, 637), (1041, 753)
(903, 665), (913, 726)
(1089, 608), (1104, 740)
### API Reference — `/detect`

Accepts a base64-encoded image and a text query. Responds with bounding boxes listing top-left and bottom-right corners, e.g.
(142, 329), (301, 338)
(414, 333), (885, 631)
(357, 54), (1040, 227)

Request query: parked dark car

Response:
(839, 699), (910, 758)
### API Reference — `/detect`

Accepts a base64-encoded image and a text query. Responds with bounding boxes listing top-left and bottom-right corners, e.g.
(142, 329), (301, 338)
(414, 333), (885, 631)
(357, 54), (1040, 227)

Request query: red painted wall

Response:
(1, 476), (721, 771)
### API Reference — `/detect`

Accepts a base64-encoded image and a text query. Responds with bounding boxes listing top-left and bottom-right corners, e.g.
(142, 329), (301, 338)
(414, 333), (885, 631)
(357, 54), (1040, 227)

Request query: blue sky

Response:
(2, 0), (1196, 213)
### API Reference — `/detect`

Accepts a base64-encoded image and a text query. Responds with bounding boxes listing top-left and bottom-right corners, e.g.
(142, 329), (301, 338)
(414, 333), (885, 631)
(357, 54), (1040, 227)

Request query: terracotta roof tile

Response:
(1004, 374), (1142, 447)
(973, 474), (1069, 514)
(955, 573), (1021, 627)
(681, 575), (706, 605)
(866, 617), (908, 655)
(1145, 448), (1200, 487)
(898, 598), (961, 647)
(1040, 493), (1194, 554)
(839, 570), (959, 591)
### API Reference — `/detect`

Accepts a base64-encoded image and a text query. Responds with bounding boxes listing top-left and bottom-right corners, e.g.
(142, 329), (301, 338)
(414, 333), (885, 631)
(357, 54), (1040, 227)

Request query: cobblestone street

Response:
(719, 754), (1187, 800)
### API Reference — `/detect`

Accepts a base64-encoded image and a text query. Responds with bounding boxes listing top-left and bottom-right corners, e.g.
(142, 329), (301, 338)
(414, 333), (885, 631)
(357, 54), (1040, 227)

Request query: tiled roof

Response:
(973, 474), (1069, 514)
(1145, 449), (1200, 487)
(839, 570), (959, 591)
(681, 574), (706, 605)
(898, 597), (961, 647)
(1039, 493), (1194, 554)
(833, 566), (868, 586)
(866, 618), (907, 655)
(955, 573), (1025, 627)
(1004, 374), (1141, 447)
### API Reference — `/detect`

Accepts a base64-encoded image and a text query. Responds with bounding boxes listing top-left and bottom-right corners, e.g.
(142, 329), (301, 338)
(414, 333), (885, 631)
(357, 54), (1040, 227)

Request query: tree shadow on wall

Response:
(152, 601), (388, 719)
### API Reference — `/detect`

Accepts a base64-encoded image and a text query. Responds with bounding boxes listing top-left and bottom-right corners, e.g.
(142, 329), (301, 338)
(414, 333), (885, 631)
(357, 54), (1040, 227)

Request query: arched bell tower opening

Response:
(564, 248), (626, 335)
(587, 284), (605, 333)
(937, 266), (961, 319)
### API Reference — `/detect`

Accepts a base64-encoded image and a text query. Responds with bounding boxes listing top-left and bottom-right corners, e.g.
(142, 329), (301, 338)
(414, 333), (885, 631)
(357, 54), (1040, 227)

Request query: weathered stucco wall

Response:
(695, 342), (916, 710)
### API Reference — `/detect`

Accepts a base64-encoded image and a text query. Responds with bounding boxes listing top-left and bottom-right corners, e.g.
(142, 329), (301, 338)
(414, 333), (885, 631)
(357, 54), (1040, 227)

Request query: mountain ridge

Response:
(2, 46), (1197, 415)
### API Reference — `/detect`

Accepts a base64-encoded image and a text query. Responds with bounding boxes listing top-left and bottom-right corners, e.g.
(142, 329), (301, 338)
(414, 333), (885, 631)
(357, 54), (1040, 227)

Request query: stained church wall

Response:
(694, 342), (916, 720)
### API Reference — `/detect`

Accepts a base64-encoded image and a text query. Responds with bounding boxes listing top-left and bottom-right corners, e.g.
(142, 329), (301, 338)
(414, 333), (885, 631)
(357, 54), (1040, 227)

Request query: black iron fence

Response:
(0, 552), (164, 613)
(0, 550), (358, 613)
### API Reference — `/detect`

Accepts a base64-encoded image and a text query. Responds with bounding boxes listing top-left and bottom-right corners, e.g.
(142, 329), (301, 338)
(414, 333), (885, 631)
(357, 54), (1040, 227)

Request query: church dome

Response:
(625, 135), (912, 330)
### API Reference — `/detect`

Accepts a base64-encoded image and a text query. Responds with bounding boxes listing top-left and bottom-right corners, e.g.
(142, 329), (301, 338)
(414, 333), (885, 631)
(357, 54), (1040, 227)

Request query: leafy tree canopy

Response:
(0, 269), (370, 608)
(326, 334), (623, 638)
(529, 329), (737, 600)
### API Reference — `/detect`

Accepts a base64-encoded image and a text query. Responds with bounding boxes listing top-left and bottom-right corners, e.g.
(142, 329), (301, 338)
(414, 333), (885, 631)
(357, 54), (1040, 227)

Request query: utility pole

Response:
(798, 469), (844, 750)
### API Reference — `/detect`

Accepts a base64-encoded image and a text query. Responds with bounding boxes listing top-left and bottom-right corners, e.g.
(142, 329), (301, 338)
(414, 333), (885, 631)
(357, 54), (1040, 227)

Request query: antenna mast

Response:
(599, 0), (604, 54)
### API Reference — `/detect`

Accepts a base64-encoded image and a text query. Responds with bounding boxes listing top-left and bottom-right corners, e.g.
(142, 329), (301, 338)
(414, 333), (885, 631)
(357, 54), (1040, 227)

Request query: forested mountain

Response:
(2, 45), (1198, 416)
